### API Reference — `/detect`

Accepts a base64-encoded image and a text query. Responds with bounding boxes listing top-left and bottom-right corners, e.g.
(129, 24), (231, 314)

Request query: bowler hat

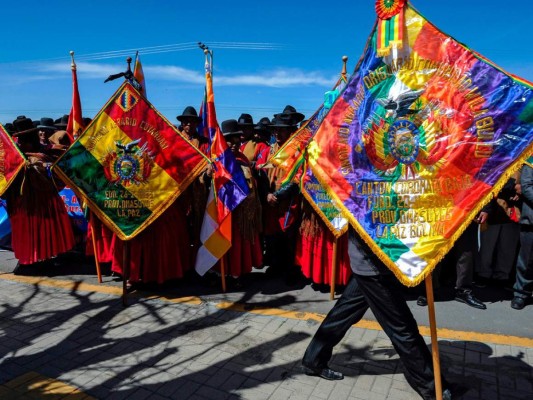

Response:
(254, 117), (272, 136)
(54, 114), (69, 129)
(12, 115), (38, 136)
(269, 114), (293, 128)
(221, 119), (243, 138)
(37, 117), (58, 132)
(274, 105), (305, 124)
(3, 123), (15, 135)
(176, 106), (202, 123)
(237, 113), (254, 127)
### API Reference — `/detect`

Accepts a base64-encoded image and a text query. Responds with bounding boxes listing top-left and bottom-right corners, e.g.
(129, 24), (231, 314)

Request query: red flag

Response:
(134, 51), (147, 98)
(67, 51), (84, 141)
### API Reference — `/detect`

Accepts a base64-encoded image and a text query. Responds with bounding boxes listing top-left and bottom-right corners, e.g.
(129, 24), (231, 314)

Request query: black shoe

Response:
(511, 297), (526, 310)
(302, 365), (344, 380)
(417, 295), (427, 307)
(455, 289), (486, 309)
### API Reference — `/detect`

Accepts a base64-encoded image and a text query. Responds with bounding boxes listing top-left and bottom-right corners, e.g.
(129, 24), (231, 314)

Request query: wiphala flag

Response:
(54, 81), (208, 240)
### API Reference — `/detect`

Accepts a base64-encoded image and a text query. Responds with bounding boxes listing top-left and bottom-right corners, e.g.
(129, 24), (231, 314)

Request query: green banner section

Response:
(57, 141), (152, 236)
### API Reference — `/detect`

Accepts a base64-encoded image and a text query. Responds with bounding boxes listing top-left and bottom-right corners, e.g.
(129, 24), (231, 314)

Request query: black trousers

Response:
(452, 223), (477, 290)
(303, 273), (441, 400)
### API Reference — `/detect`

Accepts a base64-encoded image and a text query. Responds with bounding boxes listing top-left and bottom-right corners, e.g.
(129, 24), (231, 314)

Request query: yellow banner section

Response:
(78, 112), (181, 212)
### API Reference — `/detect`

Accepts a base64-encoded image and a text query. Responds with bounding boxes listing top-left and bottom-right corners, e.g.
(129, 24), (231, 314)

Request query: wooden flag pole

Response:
(425, 274), (443, 400)
(220, 257), (227, 293)
(329, 237), (338, 300)
(122, 240), (130, 307)
(90, 222), (103, 284)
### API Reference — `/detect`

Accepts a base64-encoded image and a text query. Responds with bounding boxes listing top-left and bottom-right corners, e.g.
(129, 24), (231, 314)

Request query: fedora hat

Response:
(12, 115), (38, 136)
(274, 105), (305, 124)
(176, 106), (202, 123)
(221, 119), (243, 138)
(37, 117), (58, 132)
(54, 114), (70, 129)
(237, 113), (254, 127)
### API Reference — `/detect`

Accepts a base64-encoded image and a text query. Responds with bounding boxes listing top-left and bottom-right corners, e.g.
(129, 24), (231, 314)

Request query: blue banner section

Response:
(0, 199), (11, 249)
(59, 187), (88, 233)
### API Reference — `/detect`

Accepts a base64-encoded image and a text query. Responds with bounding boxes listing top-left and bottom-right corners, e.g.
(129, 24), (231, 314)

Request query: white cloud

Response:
(2, 61), (335, 88)
(215, 69), (334, 87)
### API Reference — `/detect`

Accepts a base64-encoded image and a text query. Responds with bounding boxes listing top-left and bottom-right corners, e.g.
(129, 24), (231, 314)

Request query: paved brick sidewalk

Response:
(0, 278), (531, 399)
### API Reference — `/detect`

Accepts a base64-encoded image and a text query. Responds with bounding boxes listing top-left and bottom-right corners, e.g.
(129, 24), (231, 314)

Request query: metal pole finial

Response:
(341, 55), (348, 77)
(70, 51), (76, 69)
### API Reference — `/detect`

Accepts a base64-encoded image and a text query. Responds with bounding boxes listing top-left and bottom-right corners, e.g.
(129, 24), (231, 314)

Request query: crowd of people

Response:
(1, 106), (353, 292)
(1, 106), (532, 313)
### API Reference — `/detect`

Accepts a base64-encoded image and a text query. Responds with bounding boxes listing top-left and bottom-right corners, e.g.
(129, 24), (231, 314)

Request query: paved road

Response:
(0, 249), (532, 399)
(0, 249), (531, 339)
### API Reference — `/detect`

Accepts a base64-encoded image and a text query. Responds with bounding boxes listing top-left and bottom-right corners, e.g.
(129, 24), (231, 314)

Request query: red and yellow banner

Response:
(54, 82), (208, 240)
(0, 124), (26, 197)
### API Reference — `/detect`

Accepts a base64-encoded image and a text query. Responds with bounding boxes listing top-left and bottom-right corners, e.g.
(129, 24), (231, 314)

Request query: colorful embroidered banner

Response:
(54, 81), (208, 240)
(309, 3), (533, 286)
(301, 164), (348, 238)
(0, 124), (26, 197)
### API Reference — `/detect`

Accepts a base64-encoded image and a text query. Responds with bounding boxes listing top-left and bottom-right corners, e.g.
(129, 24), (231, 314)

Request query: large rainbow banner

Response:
(309, 1), (533, 286)
(54, 82), (208, 240)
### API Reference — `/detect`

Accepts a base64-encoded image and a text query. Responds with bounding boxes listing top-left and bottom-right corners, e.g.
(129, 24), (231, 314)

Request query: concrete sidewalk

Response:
(0, 274), (531, 399)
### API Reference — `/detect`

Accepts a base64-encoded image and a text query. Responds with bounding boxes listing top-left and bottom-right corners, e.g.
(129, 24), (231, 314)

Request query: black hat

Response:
(3, 123), (15, 134)
(254, 117), (271, 135)
(221, 119), (243, 138)
(237, 113), (254, 127)
(269, 114), (294, 128)
(37, 117), (58, 132)
(274, 105), (305, 124)
(12, 115), (38, 136)
(54, 114), (69, 129)
(176, 106), (202, 123)
(32, 120), (39, 128)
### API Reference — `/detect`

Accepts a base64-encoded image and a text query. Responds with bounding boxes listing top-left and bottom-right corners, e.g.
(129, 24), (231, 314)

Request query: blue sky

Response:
(1, 0), (532, 127)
